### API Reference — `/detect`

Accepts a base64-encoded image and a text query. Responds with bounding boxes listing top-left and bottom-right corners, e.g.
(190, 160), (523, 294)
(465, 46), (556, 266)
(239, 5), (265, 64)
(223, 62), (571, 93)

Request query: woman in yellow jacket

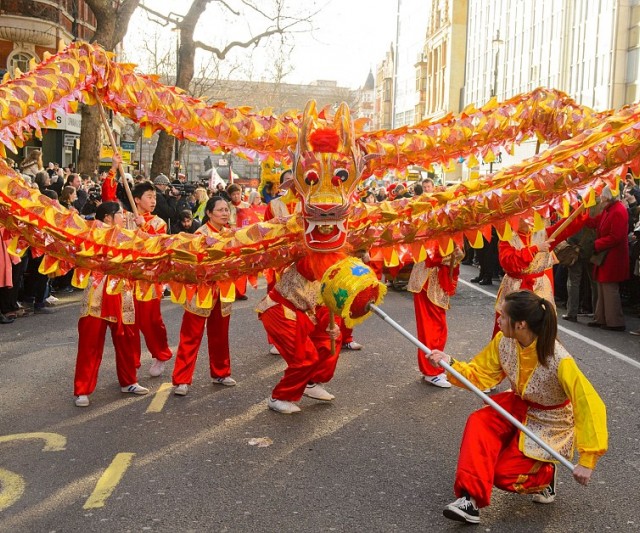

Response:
(429, 290), (608, 525)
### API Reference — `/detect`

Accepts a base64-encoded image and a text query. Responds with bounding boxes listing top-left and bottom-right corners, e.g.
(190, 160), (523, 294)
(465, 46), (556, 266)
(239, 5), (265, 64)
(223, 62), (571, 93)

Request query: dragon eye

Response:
(331, 168), (349, 186)
(305, 170), (319, 185)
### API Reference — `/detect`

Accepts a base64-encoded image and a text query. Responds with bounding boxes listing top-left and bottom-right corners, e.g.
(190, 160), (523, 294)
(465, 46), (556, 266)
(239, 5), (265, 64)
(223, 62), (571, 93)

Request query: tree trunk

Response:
(77, 0), (140, 176)
(151, 0), (207, 179)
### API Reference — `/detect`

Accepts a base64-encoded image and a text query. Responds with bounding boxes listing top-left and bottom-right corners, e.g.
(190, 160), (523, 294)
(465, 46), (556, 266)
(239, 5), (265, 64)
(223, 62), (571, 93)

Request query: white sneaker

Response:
(269, 345), (280, 355)
(267, 397), (301, 414)
(174, 384), (189, 396)
(303, 383), (335, 401)
(213, 376), (237, 387)
(342, 341), (363, 350)
(75, 395), (90, 407)
(425, 373), (452, 388)
(45, 295), (59, 304)
(148, 360), (166, 377)
(121, 383), (149, 395)
(532, 466), (557, 504)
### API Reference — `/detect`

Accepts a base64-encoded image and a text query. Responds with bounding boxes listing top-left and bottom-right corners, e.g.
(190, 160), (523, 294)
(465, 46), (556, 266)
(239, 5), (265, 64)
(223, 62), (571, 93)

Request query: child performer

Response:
(73, 202), (148, 407)
(171, 196), (236, 396)
(130, 182), (173, 376)
(428, 290), (607, 525)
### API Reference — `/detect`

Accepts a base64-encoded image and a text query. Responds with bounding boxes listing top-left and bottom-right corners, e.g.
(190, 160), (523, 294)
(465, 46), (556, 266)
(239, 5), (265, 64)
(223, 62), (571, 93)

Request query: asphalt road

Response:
(0, 265), (639, 532)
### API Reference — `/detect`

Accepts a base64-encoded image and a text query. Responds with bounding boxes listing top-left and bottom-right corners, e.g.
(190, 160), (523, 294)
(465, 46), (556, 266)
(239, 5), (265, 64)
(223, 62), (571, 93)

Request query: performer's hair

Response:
(280, 169), (292, 184)
(132, 181), (155, 199)
(503, 290), (557, 366)
(95, 201), (121, 222)
(202, 196), (228, 224)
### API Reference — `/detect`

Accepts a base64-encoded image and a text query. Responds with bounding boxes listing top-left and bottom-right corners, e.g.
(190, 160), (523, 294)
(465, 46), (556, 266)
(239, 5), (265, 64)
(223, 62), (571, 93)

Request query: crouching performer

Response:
(428, 290), (608, 525)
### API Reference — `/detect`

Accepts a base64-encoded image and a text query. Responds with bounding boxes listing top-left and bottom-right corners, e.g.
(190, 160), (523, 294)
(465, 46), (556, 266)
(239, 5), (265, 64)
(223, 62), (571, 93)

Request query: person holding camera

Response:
(151, 174), (178, 229)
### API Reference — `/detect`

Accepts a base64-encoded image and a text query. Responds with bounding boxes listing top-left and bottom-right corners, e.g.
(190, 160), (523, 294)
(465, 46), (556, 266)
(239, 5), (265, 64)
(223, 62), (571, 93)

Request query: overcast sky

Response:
(123, 0), (397, 89)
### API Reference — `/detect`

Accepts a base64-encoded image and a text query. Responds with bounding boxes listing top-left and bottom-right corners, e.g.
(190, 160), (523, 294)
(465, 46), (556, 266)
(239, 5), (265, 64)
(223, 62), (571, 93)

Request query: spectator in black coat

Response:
(151, 174), (178, 229)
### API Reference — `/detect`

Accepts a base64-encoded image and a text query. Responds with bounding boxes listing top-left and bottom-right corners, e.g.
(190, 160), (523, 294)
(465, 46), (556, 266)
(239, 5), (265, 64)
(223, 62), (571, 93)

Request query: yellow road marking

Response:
(0, 432), (66, 452)
(83, 453), (135, 509)
(145, 382), (173, 413)
(0, 468), (25, 512)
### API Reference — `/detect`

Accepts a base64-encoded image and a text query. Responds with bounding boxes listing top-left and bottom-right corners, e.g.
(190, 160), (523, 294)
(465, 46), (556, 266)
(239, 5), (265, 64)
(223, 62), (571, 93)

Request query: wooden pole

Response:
(549, 203), (586, 241)
(94, 91), (138, 217)
(329, 311), (336, 355)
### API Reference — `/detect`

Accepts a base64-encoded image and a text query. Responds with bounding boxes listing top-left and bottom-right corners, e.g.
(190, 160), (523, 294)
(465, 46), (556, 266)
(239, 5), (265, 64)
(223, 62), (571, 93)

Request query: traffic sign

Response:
(120, 141), (136, 151)
(63, 133), (79, 147)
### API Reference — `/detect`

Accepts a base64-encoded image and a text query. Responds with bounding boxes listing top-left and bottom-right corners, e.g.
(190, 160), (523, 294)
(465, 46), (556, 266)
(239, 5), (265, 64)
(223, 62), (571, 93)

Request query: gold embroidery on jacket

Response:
(498, 336), (575, 462)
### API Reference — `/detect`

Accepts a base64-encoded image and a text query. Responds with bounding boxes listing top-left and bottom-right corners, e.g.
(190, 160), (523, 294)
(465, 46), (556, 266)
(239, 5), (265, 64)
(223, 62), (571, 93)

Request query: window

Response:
(8, 52), (34, 77)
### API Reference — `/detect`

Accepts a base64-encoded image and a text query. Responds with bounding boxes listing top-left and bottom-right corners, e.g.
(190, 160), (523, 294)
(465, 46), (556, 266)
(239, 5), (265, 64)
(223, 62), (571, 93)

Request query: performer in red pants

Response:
(130, 181), (173, 377)
(73, 202), (148, 407)
(428, 290), (607, 525)
(172, 196), (236, 396)
(408, 246), (463, 388)
(493, 211), (587, 336)
(257, 252), (343, 414)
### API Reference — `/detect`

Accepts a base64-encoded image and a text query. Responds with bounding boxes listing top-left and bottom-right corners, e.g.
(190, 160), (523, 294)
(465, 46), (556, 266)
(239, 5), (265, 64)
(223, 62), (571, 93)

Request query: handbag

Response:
(554, 241), (580, 267)
(590, 249), (609, 266)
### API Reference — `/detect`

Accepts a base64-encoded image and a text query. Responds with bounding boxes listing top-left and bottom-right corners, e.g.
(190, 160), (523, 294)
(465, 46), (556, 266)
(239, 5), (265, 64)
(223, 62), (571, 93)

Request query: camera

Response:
(171, 183), (197, 196)
(88, 186), (102, 202)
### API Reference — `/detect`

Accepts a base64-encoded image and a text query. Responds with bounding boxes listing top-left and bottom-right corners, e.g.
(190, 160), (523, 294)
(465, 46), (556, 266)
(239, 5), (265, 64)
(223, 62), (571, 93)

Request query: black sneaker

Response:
(443, 495), (480, 524)
(532, 465), (556, 504)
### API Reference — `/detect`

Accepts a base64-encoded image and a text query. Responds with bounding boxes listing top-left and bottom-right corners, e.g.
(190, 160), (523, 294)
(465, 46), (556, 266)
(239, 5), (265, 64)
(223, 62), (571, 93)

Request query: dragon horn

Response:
(333, 102), (353, 154)
(298, 100), (318, 152)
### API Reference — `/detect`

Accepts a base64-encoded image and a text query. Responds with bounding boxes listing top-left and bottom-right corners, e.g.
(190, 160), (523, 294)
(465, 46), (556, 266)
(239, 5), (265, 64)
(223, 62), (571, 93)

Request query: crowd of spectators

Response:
(1, 156), (638, 338)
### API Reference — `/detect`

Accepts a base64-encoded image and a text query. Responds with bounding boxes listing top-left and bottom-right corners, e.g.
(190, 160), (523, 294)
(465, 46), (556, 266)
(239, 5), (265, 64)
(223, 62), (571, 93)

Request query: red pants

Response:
(74, 316), (140, 395)
(413, 288), (447, 377)
(134, 298), (172, 362)
(454, 391), (555, 508)
(260, 305), (341, 402)
(172, 300), (231, 385)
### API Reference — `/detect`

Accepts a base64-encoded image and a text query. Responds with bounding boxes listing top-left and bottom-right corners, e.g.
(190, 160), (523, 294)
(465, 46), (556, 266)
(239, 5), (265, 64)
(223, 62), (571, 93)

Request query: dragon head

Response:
(291, 100), (371, 252)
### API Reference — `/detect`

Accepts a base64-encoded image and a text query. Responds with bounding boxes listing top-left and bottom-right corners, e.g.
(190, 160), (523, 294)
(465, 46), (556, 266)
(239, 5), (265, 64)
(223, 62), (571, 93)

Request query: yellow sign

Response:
(100, 146), (114, 159)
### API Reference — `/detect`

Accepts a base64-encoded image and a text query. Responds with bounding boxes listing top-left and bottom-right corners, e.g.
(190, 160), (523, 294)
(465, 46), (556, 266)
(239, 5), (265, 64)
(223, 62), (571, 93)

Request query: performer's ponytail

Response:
(504, 291), (557, 366)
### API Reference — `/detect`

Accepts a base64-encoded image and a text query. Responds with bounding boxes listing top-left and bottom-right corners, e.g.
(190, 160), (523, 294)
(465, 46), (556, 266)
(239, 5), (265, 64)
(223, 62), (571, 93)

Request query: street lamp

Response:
(169, 12), (183, 182)
(491, 30), (504, 98)
(489, 30), (504, 175)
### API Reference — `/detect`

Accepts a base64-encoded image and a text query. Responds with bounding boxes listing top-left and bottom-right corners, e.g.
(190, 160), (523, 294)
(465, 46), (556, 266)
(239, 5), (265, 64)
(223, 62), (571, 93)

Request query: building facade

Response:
(416, 0), (468, 122)
(464, 0), (640, 111)
(374, 44), (395, 130)
(392, 0), (431, 127)
(462, 0), (640, 178)
(0, 0), (97, 168)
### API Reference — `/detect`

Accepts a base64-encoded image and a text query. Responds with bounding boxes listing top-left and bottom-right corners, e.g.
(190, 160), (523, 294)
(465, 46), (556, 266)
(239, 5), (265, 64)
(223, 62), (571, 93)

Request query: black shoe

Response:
(443, 494), (480, 524)
(470, 277), (481, 283)
(236, 294), (248, 301)
(461, 261), (473, 266)
(0, 313), (15, 324)
(601, 324), (625, 331)
(562, 315), (578, 322)
(478, 279), (493, 286)
(587, 321), (602, 328)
